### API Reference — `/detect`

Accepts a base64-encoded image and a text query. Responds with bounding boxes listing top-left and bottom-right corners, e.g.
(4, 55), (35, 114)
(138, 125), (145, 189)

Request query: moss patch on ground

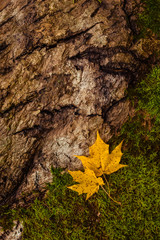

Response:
(138, 0), (160, 37)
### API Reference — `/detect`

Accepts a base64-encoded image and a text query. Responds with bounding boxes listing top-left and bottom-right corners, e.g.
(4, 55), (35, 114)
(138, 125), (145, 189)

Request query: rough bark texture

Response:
(0, 0), (158, 232)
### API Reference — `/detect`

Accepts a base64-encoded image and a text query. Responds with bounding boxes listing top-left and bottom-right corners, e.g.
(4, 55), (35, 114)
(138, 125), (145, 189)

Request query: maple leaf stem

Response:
(100, 185), (121, 205)
(103, 174), (110, 196)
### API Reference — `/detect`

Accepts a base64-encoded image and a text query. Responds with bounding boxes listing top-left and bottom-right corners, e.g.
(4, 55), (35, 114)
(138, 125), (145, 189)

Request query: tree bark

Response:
(0, 0), (157, 215)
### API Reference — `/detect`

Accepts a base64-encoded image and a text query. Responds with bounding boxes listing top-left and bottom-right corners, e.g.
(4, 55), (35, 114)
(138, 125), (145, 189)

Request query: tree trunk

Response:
(0, 0), (156, 224)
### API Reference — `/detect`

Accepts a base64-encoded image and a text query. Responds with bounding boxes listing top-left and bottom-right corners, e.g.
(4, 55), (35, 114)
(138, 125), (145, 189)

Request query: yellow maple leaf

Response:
(67, 168), (105, 200)
(75, 131), (127, 176)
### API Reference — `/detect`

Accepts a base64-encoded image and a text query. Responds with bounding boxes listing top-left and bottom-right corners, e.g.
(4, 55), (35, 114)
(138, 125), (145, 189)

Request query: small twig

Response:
(103, 174), (110, 196)
(100, 185), (121, 205)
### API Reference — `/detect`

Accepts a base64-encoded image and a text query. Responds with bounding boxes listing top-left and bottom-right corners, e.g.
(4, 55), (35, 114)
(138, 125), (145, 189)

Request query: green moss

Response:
(0, 205), (16, 231)
(137, 66), (160, 120)
(138, 0), (160, 37)
(105, 67), (160, 239)
(3, 168), (105, 240)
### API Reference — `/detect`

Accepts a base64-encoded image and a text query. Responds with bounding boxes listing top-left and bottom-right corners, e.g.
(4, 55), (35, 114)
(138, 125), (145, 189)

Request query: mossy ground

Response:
(138, 0), (160, 38)
(1, 65), (160, 239)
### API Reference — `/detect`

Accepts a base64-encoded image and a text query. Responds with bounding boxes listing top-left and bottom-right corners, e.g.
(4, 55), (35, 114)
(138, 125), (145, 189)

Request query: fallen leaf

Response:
(75, 131), (127, 176)
(67, 168), (104, 200)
